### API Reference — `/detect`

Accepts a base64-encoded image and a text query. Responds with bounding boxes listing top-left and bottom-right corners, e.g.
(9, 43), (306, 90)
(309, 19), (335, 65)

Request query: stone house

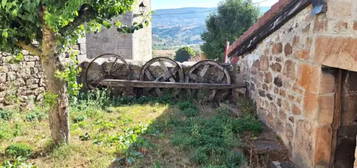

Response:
(227, 0), (357, 167)
(78, 0), (153, 62)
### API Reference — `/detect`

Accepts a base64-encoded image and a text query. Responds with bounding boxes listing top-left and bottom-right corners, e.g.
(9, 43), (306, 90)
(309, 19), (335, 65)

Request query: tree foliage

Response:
(174, 46), (196, 62)
(201, 0), (259, 61)
(0, 0), (148, 54)
(0, 0), (148, 144)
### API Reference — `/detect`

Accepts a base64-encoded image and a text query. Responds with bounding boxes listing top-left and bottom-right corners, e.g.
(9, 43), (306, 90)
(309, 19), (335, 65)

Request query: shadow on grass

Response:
(105, 94), (262, 168)
(0, 89), (262, 168)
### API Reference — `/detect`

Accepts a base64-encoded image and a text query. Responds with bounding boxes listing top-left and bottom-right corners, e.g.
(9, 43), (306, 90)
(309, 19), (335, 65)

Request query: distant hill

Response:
(152, 7), (271, 50)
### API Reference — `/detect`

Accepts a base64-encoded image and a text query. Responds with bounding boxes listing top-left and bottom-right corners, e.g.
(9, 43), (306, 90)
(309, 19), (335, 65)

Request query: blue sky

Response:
(152, 0), (278, 10)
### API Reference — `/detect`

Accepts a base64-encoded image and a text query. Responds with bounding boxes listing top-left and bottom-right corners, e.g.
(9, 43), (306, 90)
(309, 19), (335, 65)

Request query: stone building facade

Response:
(80, 0), (152, 62)
(227, 0), (357, 167)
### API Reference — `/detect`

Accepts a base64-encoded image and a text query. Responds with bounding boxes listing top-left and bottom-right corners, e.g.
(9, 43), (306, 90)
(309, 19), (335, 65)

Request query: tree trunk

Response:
(41, 26), (70, 144)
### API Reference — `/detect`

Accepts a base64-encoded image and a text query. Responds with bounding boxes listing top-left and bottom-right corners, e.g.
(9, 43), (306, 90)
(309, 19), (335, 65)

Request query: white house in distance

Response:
(78, 0), (153, 62)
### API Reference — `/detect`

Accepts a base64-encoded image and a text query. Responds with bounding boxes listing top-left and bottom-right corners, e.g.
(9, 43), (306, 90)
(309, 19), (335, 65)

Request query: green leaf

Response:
(2, 30), (8, 38)
(1, 0), (7, 8)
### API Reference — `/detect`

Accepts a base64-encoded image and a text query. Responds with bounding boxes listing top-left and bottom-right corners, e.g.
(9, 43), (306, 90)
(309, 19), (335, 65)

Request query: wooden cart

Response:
(84, 54), (245, 100)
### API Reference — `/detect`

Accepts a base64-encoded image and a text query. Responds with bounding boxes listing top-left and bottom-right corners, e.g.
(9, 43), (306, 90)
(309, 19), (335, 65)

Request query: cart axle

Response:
(100, 79), (246, 89)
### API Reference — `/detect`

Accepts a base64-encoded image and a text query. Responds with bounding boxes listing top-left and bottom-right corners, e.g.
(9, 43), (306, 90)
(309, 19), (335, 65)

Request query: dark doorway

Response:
(333, 70), (357, 168)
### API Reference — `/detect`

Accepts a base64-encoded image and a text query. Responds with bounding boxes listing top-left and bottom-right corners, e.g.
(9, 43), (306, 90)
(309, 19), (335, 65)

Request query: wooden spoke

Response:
(154, 88), (163, 96)
(186, 60), (231, 102)
(199, 64), (210, 77)
(85, 53), (131, 90)
(189, 74), (199, 82)
(108, 57), (121, 74)
(161, 66), (179, 82)
(217, 72), (225, 83)
(208, 90), (217, 101)
(139, 57), (184, 97)
(145, 69), (155, 81)
(159, 60), (169, 72)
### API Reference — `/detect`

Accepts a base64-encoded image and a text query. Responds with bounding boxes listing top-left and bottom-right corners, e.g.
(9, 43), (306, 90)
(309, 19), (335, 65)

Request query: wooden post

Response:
(329, 69), (343, 168)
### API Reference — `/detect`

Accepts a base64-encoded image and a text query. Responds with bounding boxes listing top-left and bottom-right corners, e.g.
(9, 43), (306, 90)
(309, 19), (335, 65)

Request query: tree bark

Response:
(41, 25), (70, 144)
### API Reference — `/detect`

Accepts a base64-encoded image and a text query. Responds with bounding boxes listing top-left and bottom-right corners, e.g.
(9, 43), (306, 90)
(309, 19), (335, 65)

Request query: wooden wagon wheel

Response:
(139, 57), (184, 97)
(186, 60), (231, 102)
(85, 53), (132, 90)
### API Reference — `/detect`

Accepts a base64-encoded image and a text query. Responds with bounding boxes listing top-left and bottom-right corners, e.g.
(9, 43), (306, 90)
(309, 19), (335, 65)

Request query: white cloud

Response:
(252, 0), (278, 7)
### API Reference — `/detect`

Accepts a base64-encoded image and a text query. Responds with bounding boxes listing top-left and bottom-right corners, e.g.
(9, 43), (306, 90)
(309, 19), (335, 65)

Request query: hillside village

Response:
(1, 0), (357, 168)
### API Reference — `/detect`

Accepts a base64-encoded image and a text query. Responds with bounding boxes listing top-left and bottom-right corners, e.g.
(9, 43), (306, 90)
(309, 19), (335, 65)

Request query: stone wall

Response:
(0, 52), (45, 108)
(235, 0), (357, 167)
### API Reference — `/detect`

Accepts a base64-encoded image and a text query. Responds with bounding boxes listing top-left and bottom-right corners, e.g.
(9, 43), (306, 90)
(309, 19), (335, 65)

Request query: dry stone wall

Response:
(0, 52), (45, 108)
(236, 1), (357, 167)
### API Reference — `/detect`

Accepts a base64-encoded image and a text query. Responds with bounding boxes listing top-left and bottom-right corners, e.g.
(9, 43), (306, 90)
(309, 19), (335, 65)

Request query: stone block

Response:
(303, 92), (319, 118)
(282, 99), (290, 112)
(292, 104), (301, 115)
(293, 120), (313, 168)
(279, 89), (286, 97)
(327, 0), (352, 18)
(284, 43), (292, 56)
(272, 43), (283, 54)
(277, 98), (282, 107)
(314, 126), (333, 167)
(271, 63), (282, 72)
(297, 64), (321, 93)
(7, 72), (16, 81)
(285, 123), (294, 149)
(333, 21), (348, 32)
(264, 72), (273, 83)
(0, 73), (6, 83)
(0, 66), (9, 73)
(318, 95), (335, 125)
(26, 61), (35, 67)
(302, 23), (311, 33)
(279, 110), (287, 121)
(260, 56), (269, 71)
(292, 36), (300, 47)
(313, 16), (328, 33)
(283, 60), (296, 79)
(274, 77), (283, 87)
(314, 36), (357, 71)
(288, 117), (294, 124)
(292, 85), (304, 95)
(295, 50), (310, 60)
(320, 72), (335, 94)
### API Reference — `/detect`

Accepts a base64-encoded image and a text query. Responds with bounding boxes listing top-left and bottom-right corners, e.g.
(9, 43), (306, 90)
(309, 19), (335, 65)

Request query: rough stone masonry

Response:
(0, 51), (45, 108)
(227, 0), (357, 167)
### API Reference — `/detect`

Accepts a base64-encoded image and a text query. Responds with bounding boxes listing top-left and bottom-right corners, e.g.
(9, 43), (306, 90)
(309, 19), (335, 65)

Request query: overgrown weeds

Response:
(5, 144), (33, 159)
(0, 89), (262, 168)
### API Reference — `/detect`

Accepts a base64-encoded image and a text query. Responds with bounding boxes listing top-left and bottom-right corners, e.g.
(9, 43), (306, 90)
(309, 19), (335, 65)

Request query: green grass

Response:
(0, 90), (262, 168)
(5, 143), (33, 158)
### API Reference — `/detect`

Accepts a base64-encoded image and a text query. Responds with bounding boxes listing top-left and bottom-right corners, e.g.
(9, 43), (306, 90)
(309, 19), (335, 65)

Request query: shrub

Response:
(72, 115), (86, 123)
(177, 101), (196, 110)
(1, 157), (37, 168)
(25, 111), (45, 122)
(174, 47), (196, 62)
(0, 109), (12, 120)
(0, 129), (11, 140)
(5, 143), (33, 158)
(232, 114), (263, 134)
(181, 108), (199, 117)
